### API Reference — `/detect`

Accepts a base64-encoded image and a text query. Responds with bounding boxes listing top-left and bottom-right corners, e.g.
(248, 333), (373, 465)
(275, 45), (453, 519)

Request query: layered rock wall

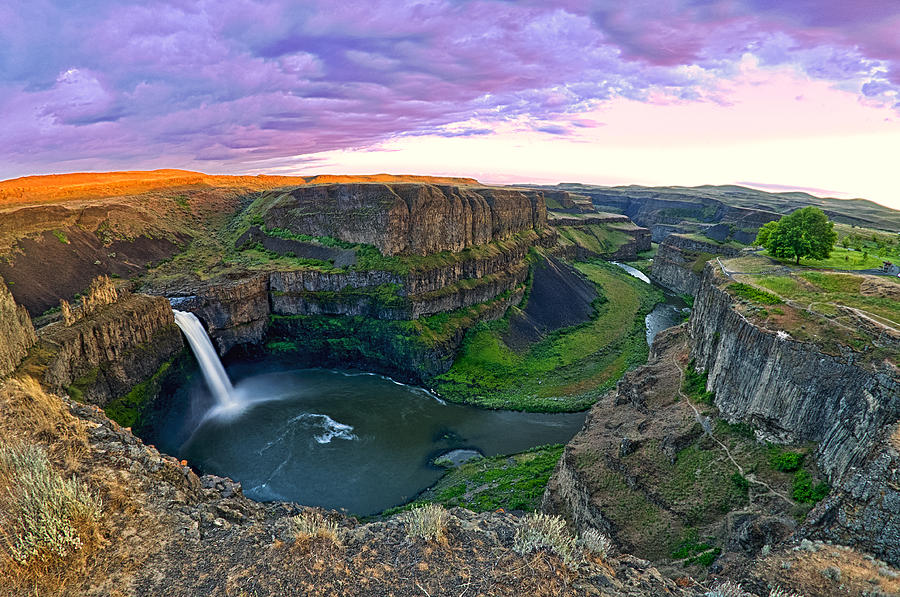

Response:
(261, 183), (546, 256)
(0, 275), (36, 377)
(37, 294), (184, 406)
(651, 234), (742, 295)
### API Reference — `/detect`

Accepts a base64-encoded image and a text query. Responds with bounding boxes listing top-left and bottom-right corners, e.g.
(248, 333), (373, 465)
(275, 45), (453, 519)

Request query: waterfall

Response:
(172, 310), (238, 410)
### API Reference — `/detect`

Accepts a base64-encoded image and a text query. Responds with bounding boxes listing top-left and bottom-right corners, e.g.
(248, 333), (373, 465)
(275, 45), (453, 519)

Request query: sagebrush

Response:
(403, 503), (449, 542)
(513, 512), (577, 565)
(0, 441), (102, 564)
(291, 510), (341, 545)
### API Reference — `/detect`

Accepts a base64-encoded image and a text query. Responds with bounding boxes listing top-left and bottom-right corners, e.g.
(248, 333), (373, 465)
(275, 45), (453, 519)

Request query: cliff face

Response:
(171, 275), (270, 355)
(0, 275), (36, 377)
(261, 183), (546, 256)
(689, 265), (900, 565)
(651, 235), (742, 295)
(31, 294), (184, 406)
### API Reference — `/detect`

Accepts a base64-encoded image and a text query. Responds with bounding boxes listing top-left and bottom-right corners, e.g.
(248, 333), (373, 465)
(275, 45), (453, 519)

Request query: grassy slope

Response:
(433, 260), (662, 412)
(384, 445), (565, 515)
(760, 246), (887, 270)
(554, 223), (632, 256)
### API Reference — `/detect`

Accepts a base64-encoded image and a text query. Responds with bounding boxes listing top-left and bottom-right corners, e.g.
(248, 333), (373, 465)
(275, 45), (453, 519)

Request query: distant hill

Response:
(0, 169), (481, 207)
(549, 183), (900, 233)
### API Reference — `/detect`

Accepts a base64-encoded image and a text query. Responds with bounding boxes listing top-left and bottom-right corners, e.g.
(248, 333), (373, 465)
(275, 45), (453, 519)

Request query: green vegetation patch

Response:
(727, 282), (783, 305)
(555, 224), (632, 256)
(792, 469), (829, 504)
(760, 246), (884, 270)
(388, 444), (565, 514)
(52, 229), (69, 244)
(434, 260), (662, 412)
(104, 357), (175, 429)
(682, 360), (715, 405)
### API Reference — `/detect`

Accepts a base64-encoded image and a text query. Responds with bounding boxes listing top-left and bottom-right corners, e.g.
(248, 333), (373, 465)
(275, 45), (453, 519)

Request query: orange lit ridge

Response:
(0, 169), (481, 207)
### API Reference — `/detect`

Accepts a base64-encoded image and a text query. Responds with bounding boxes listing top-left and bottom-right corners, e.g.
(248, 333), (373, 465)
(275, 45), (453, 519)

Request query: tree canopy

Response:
(755, 206), (837, 265)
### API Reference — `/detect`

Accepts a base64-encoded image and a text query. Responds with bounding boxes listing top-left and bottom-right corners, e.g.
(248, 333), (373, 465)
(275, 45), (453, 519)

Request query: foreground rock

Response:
(0, 274), (36, 377)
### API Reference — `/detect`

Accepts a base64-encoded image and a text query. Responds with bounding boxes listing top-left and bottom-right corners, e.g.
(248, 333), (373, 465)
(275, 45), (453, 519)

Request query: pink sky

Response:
(2, 1), (899, 210)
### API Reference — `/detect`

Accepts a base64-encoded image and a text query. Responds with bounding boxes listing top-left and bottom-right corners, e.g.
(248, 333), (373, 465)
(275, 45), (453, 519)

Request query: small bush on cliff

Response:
(768, 448), (804, 472)
(0, 441), (102, 564)
(792, 470), (829, 504)
(513, 512), (577, 565)
(403, 503), (449, 542)
(683, 360), (715, 405)
(578, 528), (612, 559)
(291, 510), (341, 546)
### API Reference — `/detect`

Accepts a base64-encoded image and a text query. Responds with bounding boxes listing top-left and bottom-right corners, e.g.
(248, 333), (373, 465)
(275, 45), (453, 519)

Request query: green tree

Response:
(754, 207), (837, 265)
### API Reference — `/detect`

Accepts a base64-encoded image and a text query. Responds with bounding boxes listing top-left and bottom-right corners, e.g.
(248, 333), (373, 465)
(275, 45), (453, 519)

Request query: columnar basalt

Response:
(29, 293), (184, 406)
(651, 234), (743, 295)
(689, 264), (900, 564)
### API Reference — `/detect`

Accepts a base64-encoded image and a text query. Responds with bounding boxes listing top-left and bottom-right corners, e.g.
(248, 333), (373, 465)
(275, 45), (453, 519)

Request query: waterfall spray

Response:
(172, 310), (238, 410)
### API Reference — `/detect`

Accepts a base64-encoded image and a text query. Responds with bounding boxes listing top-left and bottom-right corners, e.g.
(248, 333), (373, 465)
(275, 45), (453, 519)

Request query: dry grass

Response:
(403, 503), (450, 543)
(513, 513), (578, 566)
(0, 377), (88, 469)
(291, 510), (342, 547)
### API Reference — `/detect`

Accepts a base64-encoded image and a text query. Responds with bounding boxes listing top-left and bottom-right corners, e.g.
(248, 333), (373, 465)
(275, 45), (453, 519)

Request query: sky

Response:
(1, 1), (899, 209)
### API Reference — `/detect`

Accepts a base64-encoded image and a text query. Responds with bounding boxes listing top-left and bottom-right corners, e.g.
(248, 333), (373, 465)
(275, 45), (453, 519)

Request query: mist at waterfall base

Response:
(148, 314), (585, 515)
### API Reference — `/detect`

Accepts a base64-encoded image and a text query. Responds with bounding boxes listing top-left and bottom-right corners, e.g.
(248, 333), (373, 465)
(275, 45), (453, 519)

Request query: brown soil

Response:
(0, 227), (187, 315)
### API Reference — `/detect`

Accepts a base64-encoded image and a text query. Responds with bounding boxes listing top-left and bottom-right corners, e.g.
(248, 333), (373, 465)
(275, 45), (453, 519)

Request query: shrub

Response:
(768, 448), (804, 472)
(403, 503), (449, 542)
(290, 510), (341, 545)
(578, 527), (612, 559)
(513, 512), (577, 565)
(705, 581), (750, 597)
(769, 588), (805, 597)
(0, 441), (102, 564)
(792, 470), (829, 504)
(727, 283), (783, 305)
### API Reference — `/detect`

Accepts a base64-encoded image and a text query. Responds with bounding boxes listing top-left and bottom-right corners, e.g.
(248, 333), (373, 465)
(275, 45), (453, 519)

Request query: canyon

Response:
(0, 171), (897, 597)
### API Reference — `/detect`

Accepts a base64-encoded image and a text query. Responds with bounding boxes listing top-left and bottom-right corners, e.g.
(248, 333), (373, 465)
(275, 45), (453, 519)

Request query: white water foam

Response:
(172, 309), (237, 410)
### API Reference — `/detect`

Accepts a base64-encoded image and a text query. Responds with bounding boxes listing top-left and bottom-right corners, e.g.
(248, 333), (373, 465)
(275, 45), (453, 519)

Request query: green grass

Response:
(387, 445), (565, 515)
(433, 260), (662, 412)
(104, 357), (175, 428)
(52, 229), (69, 244)
(682, 360), (715, 405)
(727, 282), (783, 305)
(753, 271), (899, 328)
(555, 224), (632, 256)
(761, 246), (886, 270)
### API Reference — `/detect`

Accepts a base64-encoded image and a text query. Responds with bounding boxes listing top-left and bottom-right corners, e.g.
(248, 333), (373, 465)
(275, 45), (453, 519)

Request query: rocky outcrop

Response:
(542, 326), (800, 566)
(261, 183), (547, 256)
(31, 293), (184, 406)
(0, 275), (36, 377)
(689, 264), (900, 564)
(651, 234), (743, 295)
(163, 230), (555, 356)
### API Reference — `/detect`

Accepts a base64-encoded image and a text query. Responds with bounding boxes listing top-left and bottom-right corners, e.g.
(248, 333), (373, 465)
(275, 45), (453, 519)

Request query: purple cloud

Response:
(1, 0), (899, 178)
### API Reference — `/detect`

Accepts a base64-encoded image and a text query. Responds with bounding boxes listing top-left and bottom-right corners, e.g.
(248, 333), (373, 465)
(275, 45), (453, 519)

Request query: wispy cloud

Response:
(1, 1), (898, 177)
